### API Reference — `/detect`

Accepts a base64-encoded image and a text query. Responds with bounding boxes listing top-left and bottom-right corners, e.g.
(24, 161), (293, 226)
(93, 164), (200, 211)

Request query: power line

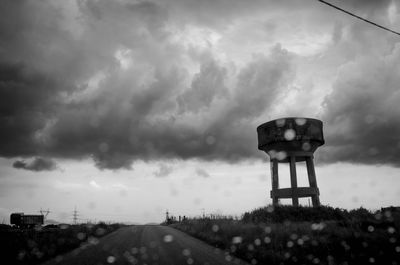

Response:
(39, 208), (51, 219)
(73, 206), (78, 224)
(317, 0), (400, 37)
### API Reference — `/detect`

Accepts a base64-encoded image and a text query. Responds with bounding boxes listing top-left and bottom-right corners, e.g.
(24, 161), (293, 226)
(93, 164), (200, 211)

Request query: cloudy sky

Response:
(1, 0), (400, 224)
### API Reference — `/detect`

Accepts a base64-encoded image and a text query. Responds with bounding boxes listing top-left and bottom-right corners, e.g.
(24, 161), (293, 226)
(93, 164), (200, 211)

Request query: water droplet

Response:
(232, 236), (242, 244)
(284, 129), (296, 141)
(182, 249), (191, 256)
(384, 210), (392, 218)
(368, 225), (374, 232)
(163, 234), (174, 243)
(77, 232), (86, 240)
(88, 236), (99, 245)
(264, 236), (271, 244)
(276, 151), (287, 161)
(268, 150), (277, 159)
(311, 223), (325, 231)
(212, 224), (219, 232)
(187, 257), (194, 264)
(254, 238), (261, 246)
(374, 212), (382, 220)
(276, 119), (286, 127)
(302, 142), (311, 151)
(107, 256), (116, 263)
(287, 241), (294, 248)
(131, 247), (138, 254)
(388, 227), (396, 234)
(60, 224), (69, 230)
(295, 118), (306, 126)
(264, 226), (272, 233)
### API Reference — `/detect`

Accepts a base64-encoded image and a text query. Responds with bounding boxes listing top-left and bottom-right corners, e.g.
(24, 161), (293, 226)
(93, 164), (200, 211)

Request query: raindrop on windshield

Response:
(276, 118), (286, 127)
(163, 234), (174, 243)
(295, 118), (306, 126)
(232, 236), (242, 244)
(284, 129), (296, 141)
(212, 224), (219, 232)
(107, 256), (116, 263)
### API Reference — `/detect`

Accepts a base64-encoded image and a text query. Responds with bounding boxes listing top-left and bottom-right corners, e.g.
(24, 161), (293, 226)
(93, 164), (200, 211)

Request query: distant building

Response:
(10, 213), (44, 228)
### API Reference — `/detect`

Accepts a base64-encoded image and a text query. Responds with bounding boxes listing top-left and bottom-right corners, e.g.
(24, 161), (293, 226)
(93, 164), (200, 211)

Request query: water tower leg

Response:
(270, 159), (279, 206)
(306, 157), (320, 207)
(289, 156), (299, 206)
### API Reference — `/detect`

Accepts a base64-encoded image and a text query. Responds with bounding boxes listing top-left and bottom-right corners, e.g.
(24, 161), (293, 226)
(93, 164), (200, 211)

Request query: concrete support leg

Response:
(270, 159), (279, 206)
(306, 157), (320, 207)
(289, 156), (299, 206)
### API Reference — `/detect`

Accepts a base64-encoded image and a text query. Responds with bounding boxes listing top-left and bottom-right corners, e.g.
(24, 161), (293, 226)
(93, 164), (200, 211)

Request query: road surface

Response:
(43, 225), (250, 265)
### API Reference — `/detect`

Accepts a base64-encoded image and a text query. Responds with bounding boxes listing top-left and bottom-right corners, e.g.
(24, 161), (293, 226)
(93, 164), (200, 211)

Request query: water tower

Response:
(257, 117), (324, 207)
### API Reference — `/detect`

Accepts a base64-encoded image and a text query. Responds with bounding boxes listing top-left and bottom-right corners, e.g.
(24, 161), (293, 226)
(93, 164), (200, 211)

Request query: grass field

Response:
(0, 222), (125, 265)
(170, 205), (400, 265)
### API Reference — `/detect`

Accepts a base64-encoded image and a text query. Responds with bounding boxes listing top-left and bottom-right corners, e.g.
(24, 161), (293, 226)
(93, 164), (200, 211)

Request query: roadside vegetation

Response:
(0, 222), (125, 265)
(170, 205), (400, 265)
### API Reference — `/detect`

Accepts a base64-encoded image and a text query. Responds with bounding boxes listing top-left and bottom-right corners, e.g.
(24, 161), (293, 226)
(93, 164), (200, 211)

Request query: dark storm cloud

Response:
(0, 0), (78, 158)
(321, 44), (400, 167)
(1, 0), (398, 169)
(26, 0), (297, 170)
(178, 60), (228, 113)
(40, 44), (292, 166)
(13, 157), (58, 172)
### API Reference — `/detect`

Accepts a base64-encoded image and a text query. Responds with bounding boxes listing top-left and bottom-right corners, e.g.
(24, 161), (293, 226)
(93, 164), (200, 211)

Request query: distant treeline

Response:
(0, 222), (125, 265)
(170, 205), (400, 265)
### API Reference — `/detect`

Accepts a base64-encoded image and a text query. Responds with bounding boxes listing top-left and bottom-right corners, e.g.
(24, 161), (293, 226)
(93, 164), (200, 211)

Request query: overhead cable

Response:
(318, 0), (400, 37)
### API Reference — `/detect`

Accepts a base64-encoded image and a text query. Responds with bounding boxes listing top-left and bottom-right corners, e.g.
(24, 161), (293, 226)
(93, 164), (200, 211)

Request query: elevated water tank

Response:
(257, 117), (325, 207)
(257, 117), (324, 162)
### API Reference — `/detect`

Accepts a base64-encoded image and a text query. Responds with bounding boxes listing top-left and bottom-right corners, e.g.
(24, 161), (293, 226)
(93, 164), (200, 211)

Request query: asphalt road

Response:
(43, 225), (250, 265)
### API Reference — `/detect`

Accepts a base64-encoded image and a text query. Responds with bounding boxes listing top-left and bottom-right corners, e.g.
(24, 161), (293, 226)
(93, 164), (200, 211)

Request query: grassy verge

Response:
(170, 206), (400, 265)
(0, 222), (125, 265)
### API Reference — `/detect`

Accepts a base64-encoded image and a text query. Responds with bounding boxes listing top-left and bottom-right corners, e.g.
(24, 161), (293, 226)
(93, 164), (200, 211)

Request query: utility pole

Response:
(73, 206), (78, 225)
(39, 208), (51, 219)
